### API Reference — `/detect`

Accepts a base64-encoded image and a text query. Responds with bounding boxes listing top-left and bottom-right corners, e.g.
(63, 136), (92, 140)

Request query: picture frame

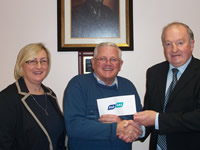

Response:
(57, 0), (133, 51)
(78, 51), (94, 74)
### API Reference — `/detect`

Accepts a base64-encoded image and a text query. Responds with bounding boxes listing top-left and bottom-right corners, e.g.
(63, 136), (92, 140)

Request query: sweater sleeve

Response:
(63, 76), (118, 141)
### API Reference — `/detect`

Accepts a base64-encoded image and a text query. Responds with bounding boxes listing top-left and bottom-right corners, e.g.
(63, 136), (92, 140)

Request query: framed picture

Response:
(78, 51), (94, 74)
(57, 0), (133, 51)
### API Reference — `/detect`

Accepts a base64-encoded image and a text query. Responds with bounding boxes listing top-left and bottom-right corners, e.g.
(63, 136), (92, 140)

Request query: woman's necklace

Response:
(30, 93), (48, 116)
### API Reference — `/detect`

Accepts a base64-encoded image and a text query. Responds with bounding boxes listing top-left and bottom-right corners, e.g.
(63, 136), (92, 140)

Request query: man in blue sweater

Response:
(64, 42), (143, 150)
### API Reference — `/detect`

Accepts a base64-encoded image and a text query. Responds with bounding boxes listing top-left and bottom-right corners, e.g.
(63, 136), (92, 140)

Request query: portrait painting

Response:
(57, 0), (133, 51)
(71, 0), (119, 38)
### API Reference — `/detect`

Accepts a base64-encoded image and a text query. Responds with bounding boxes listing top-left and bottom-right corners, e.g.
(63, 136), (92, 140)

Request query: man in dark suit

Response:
(118, 22), (200, 150)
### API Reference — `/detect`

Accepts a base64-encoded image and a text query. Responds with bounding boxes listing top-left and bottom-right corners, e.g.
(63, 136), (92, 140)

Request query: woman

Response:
(0, 43), (66, 150)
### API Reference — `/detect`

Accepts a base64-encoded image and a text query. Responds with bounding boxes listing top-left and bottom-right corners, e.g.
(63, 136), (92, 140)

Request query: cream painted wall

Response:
(1, 0), (200, 149)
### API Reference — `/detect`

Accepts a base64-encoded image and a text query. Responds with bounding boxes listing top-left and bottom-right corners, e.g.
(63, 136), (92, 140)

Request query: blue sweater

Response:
(64, 73), (142, 150)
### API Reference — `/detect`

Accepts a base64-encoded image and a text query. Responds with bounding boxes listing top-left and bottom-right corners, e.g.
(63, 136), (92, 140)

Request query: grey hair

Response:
(93, 42), (122, 58)
(161, 22), (194, 44)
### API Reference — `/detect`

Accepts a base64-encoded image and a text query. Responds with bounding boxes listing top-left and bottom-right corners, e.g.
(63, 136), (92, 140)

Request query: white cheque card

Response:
(97, 95), (136, 116)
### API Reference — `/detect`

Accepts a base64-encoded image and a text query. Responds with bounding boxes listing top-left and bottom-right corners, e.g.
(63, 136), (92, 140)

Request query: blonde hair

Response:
(14, 43), (51, 80)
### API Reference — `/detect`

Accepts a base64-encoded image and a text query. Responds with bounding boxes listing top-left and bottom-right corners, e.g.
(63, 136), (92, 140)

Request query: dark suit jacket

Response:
(0, 78), (66, 150)
(142, 56), (200, 150)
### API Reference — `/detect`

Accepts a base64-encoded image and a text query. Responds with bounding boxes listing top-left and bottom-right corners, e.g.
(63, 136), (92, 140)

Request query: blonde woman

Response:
(0, 43), (66, 150)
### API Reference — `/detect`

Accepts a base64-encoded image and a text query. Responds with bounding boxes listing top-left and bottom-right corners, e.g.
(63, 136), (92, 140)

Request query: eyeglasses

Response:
(95, 57), (121, 64)
(25, 59), (48, 66)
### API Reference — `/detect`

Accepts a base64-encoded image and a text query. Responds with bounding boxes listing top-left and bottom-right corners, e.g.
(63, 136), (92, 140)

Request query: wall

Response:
(1, 0), (200, 149)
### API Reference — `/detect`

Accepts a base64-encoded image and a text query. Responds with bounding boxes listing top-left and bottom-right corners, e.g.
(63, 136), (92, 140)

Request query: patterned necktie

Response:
(157, 68), (179, 150)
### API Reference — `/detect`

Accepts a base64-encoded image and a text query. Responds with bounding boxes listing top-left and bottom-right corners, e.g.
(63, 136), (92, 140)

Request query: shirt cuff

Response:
(138, 125), (145, 138)
(155, 113), (159, 130)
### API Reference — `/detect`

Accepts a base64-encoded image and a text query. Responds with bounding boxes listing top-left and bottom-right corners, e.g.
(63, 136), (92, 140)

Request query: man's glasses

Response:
(95, 57), (120, 64)
(25, 59), (48, 66)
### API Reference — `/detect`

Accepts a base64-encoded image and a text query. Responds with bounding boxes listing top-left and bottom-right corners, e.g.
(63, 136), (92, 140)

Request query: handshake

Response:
(99, 110), (157, 143)
(116, 110), (157, 143)
(116, 120), (142, 143)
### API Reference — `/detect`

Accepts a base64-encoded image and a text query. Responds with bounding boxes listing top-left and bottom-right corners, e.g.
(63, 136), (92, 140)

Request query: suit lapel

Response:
(159, 63), (169, 110)
(167, 57), (198, 107)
